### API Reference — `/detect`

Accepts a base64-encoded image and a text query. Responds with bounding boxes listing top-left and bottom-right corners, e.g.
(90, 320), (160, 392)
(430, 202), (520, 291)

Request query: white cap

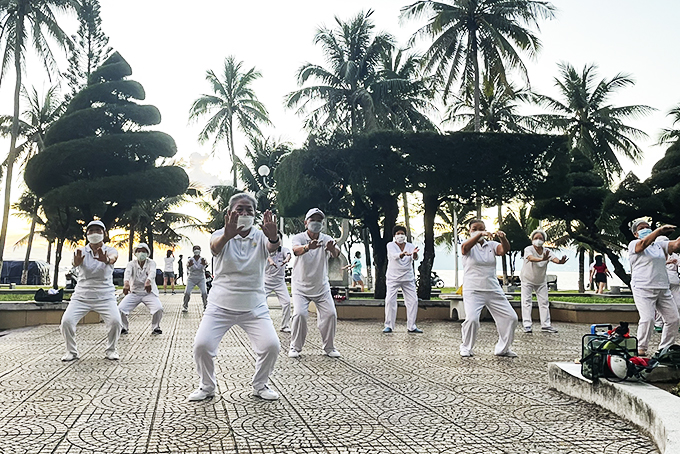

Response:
(86, 220), (106, 231)
(530, 229), (547, 241)
(305, 208), (325, 220)
(135, 243), (150, 253)
(630, 218), (649, 234)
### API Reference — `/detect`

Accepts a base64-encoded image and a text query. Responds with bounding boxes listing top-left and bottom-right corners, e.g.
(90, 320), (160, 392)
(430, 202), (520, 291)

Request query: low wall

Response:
(0, 301), (100, 330)
(548, 362), (680, 454)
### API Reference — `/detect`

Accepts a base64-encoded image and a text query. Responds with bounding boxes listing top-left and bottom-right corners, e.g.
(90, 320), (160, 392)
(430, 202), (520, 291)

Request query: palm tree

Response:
(189, 56), (271, 187)
(444, 73), (536, 132)
(533, 63), (654, 183)
(286, 10), (394, 135)
(11, 189), (43, 284)
(658, 103), (680, 145)
(0, 0), (76, 275)
(400, 0), (555, 131)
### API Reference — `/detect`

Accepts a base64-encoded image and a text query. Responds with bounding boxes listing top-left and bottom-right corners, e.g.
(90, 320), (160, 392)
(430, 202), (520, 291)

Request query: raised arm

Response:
(635, 225), (676, 253)
(495, 231), (510, 256)
(461, 231), (486, 255)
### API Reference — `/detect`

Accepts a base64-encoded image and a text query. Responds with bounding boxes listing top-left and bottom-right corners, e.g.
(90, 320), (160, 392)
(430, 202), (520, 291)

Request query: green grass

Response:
(0, 293), (72, 302)
(511, 295), (635, 304)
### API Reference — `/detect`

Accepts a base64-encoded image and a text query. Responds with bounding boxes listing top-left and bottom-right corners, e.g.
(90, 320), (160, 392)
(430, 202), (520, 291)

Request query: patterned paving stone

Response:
(0, 294), (664, 453)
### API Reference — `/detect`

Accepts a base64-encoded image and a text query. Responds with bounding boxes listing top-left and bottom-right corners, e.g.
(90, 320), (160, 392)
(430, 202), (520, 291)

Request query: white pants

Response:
(290, 291), (337, 353)
(184, 275), (207, 309)
(520, 282), (551, 329)
(265, 280), (291, 330)
(61, 297), (121, 356)
(633, 287), (680, 351)
(461, 289), (518, 355)
(118, 292), (164, 331)
(193, 304), (280, 393)
(384, 278), (419, 330)
(655, 284), (680, 327)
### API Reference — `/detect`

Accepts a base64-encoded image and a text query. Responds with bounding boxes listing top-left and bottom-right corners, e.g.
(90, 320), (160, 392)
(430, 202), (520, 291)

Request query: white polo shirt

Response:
(265, 247), (290, 288)
(291, 231), (334, 296)
(667, 252), (680, 286)
(463, 240), (502, 291)
(520, 246), (557, 286)
(71, 244), (117, 301)
(163, 256), (174, 273)
(209, 228), (270, 311)
(629, 240), (670, 290)
(124, 258), (159, 296)
(386, 241), (416, 282)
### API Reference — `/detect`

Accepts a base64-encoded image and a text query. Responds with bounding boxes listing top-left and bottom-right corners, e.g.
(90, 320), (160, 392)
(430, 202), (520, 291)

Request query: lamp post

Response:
(257, 165), (283, 234)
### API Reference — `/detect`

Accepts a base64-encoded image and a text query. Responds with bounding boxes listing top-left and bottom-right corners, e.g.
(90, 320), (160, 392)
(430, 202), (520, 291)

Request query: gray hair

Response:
(630, 218), (649, 234)
(530, 229), (547, 241)
(228, 192), (257, 211)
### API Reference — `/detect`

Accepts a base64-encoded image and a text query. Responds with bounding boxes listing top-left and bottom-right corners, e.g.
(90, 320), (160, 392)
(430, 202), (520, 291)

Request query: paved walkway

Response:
(0, 294), (659, 454)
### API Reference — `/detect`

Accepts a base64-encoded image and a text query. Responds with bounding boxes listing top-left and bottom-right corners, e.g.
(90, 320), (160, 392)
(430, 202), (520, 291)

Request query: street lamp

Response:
(257, 165), (283, 233)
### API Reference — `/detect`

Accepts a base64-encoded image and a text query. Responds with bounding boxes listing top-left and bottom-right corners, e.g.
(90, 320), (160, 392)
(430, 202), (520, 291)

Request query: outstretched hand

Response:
(659, 224), (677, 235)
(542, 250), (551, 261)
(93, 248), (110, 264)
(224, 211), (246, 239)
(262, 210), (278, 241)
(559, 255), (569, 264)
(73, 249), (84, 266)
(325, 240), (337, 253)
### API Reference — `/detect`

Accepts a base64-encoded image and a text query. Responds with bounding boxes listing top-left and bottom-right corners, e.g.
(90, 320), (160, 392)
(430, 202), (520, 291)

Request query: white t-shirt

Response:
(163, 256), (174, 273)
(520, 246), (557, 286)
(629, 240), (670, 289)
(463, 240), (502, 291)
(291, 231), (334, 296)
(667, 252), (680, 286)
(72, 244), (117, 301)
(187, 255), (208, 279)
(209, 228), (270, 311)
(386, 241), (416, 282)
(124, 258), (159, 296)
(265, 247), (291, 287)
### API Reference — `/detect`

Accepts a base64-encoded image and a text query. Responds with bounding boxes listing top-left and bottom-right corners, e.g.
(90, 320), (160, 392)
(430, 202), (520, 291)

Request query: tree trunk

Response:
(362, 228), (372, 290)
(471, 30), (481, 133)
(21, 215), (38, 285)
(578, 247), (585, 293)
(417, 193), (439, 300)
(53, 238), (65, 289)
(148, 228), (154, 259)
(229, 117), (237, 187)
(0, 14), (25, 277)
(402, 193), (412, 243)
(128, 223), (135, 261)
(588, 249), (595, 291)
(46, 240), (52, 263)
(365, 195), (398, 299)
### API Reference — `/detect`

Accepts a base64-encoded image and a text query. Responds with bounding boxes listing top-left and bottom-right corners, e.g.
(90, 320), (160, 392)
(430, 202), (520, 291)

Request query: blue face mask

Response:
(637, 228), (653, 239)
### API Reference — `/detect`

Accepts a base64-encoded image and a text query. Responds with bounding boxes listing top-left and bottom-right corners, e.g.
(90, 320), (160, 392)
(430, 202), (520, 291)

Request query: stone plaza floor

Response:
(0, 294), (660, 454)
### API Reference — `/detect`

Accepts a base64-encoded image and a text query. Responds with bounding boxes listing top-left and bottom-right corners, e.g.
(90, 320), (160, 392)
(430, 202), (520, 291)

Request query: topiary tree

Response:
(25, 52), (189, 286)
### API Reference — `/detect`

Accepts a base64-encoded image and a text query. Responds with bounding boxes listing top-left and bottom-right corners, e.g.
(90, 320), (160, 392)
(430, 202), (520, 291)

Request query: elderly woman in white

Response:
(118, 243), (164, 335)
(189, 193), (282, 402)
(60, 220), (120, 361)
(629, 219), (680, 356)
(520, 230), (567, 334)
(460, 219), (518, 358)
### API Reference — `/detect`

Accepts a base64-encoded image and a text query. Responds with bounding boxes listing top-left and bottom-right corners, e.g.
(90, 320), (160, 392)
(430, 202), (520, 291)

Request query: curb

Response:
(548, 362), (680, 454)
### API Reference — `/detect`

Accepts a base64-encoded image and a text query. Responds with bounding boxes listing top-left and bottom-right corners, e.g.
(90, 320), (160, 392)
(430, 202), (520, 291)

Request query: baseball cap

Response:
(135, 243), (150, 253)
(305, 208), (325, 220)
(630, 219), (649, 234)
(86, 220), (106, 231)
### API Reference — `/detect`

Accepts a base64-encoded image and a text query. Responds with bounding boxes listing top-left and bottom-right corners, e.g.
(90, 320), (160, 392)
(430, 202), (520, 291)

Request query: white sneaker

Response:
(288, 349), (300, 358)
(460, 348), (473, 357)
(280, 327), (291, 333)
(182, 308), (189, 313)
(541, 326), (559, 333)
(326, 349), (341, 358)
(496, 350), (518, 358)
(61, 352), (78, 362)
(105, 350), (120, 361)
(252, 386), (279, 400)
(188, 388), (214, 401)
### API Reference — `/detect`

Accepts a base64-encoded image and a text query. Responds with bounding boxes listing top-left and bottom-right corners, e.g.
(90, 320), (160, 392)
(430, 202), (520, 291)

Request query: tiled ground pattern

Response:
(0, 294), (660, 454)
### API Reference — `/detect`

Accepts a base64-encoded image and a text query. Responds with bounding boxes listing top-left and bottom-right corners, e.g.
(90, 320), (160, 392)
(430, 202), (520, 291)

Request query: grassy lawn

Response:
(512, 295), (635, 304)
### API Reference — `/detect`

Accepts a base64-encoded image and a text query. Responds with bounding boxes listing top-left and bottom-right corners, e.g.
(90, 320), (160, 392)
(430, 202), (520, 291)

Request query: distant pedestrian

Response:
(344, 251), (366, 292)
(60, 220), (121, 361)
(189, 193), (281, 402)
(177, 255), (184, 285)
(183, 246), (208, 312)
(288, 208), (341, 358)
(383, 225), (422, 334)
(163, 249), (176, 294)
(460, 219), (518, 357)
(119, 243), (164, 335)
(628, 219), (680, 356)
(265, 237), (292, 332)
(589, 255), (611, 294)
(520, 230), (567, 334)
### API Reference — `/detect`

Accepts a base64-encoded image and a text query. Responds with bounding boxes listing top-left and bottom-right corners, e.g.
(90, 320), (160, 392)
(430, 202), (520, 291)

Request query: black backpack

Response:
(652, 345), (680, 367)
(34, 288), (64, 303)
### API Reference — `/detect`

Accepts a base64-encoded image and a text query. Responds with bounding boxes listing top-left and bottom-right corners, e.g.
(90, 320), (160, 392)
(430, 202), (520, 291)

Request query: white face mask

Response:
(135, 252), (148, 261)
(532, 239), (544, 247)
(394, 234), (406, 244)
(237, 215), (254, 230)
(87, 233), (104, 244)
(193, 250), (201, 257)
(308, 221), (323, 233)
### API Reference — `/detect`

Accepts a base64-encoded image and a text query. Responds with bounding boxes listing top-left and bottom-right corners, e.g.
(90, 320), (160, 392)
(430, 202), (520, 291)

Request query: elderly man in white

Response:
(183, 245), (209, 312)
(288, 208), (341, 359)
(189, 193), (282, 402)
(628, 219), (680, 356)
(60, 220), (121, 361)
(118, 243), (164, 335)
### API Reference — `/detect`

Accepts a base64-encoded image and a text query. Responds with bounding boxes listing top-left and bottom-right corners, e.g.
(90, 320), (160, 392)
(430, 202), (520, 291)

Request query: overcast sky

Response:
(1, 0), (678, 268)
